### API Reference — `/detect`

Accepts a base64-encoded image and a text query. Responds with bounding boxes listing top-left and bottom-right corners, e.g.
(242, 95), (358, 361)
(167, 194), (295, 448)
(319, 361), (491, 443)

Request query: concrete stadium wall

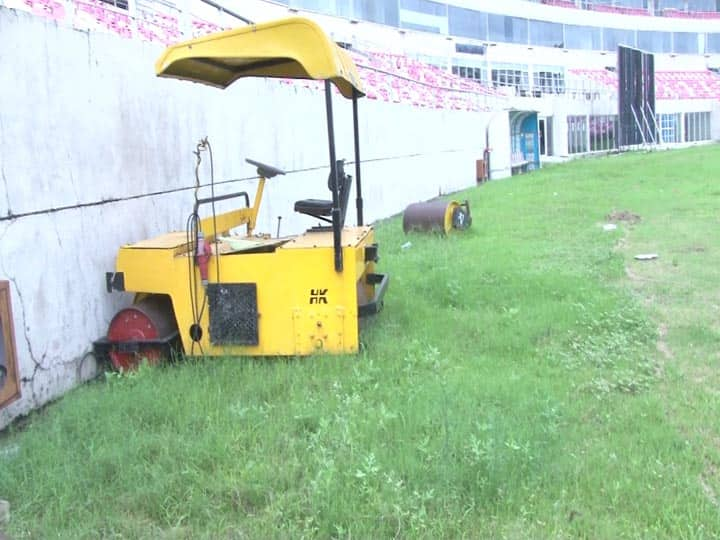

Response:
(0, 7), (498, 428)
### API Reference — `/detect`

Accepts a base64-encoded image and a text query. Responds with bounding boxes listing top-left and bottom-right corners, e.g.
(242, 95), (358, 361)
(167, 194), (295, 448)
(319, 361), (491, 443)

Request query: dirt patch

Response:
(624, 265), (659, 286)
(606, 210), (641, 224)
(700, 459), (720, 508)
(656, 323), (673, 360)
(680, 245), (706, 253)
(700, 475), (719, 508)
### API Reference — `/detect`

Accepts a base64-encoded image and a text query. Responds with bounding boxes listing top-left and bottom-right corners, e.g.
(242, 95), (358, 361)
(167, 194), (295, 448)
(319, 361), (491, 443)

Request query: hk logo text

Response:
(309, 289), (328, 304)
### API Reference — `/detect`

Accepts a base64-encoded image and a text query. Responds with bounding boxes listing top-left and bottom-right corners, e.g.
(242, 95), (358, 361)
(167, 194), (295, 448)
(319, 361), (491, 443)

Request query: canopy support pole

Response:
(325, 80), (343, 272)
(352, 89), (364, 226)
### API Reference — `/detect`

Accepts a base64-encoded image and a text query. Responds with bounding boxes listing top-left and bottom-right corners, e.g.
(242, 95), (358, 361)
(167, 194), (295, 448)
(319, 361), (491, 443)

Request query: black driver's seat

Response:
(294, 160), (353, 227)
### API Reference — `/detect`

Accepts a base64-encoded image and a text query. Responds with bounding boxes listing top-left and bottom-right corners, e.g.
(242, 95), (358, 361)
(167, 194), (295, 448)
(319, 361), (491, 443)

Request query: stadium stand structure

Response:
(3, 0), (719, 158)
(5, 0), (513, 113)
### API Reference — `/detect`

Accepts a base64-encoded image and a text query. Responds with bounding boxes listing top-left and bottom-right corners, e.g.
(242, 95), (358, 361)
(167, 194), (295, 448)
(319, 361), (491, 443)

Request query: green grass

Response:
(2, 145), (720, 538)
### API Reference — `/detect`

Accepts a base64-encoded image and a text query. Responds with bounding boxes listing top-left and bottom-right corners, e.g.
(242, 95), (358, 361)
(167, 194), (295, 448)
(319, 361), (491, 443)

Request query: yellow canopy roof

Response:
(155, 17), (364, 99)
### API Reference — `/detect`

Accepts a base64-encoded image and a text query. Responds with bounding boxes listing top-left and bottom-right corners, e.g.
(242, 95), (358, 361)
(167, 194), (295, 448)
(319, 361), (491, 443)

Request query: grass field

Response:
(1, 145), (719, 538)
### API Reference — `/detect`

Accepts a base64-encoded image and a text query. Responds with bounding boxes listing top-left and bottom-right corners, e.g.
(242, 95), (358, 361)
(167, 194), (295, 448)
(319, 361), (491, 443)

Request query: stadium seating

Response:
(569, 68), (720, 100)
(23, 0), (65, 20)
(655, 71), (720, 99)
(662, 8), (720, 18)
(537, 0), (719, 17)
(541, 0), (577, 9)
(13, 0), (506, 112)
(277, 49), (503, 112)
(590, 4), (649, 16)
(12, 0), (720, 108)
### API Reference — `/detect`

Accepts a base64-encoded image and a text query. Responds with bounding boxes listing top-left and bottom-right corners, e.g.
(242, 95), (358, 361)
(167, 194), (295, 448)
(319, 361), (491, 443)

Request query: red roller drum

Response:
(106, 295), (176, 371)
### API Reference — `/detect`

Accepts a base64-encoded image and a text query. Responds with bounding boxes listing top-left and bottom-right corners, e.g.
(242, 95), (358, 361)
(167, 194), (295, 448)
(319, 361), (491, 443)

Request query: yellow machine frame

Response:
(96, 17), (387, 364)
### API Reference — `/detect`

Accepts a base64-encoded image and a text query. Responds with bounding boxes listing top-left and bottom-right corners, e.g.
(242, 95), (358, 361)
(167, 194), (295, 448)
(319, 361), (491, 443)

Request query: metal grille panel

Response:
(208, 283), (259, 346)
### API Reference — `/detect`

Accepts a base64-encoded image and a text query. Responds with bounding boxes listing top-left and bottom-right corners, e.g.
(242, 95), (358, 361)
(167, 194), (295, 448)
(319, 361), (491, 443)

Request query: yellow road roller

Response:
(94, 17), (388, 370)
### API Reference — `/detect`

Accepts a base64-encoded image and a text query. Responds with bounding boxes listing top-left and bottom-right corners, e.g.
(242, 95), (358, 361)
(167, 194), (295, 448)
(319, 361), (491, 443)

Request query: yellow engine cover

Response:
(115, 226), (378, 356)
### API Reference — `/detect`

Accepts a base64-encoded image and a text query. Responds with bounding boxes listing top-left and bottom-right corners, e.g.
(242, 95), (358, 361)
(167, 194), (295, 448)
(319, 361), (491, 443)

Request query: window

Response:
(565, 24), (602, 50)
(334, 0), (353, 18)
(399, 0), (447, 33)
(688, 0), (715, 10)
(290, 0), (401, 24)
(568, 115), (588, 154)
(707, 34), (720, 54)
(492, 66), (529, 93)
(673, 33), (699, 54)
(448, 7), (487, 40)
(99, 0), (128, 9)
(488, 14), (528, 45)
(603, 28), (636, 51)
(289, 0), (334, 15)
(0, 281), (20, 410)
(400, 0), (446, 16)
(685, 112), (712, 142)
(658, 113), (681, 143)
(453, 63), (487, 83)
(355, 0), (399, 26)
(614, 0), (646, 6)
(533, 69), (565, 95)
(583, 0), (646, 7)
(589, 115), (618, 151)
(638, 31), (671, 53)
(455, 43), (486, 55)
(529, 20), (564, 48)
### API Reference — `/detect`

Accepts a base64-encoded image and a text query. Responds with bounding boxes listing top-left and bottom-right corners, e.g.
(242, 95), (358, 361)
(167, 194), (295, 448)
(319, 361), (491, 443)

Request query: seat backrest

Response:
(328, 160), (353, 227)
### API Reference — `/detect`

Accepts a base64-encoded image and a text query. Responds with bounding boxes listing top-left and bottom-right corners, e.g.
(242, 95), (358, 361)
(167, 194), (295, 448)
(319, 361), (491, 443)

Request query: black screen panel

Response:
(618, 45), (656, 146)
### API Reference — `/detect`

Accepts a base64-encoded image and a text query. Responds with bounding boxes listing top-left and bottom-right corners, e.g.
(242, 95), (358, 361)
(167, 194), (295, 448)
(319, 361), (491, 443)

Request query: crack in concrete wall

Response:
(0, 260), (48, 406)
(0, 166), (11, 218)
(0, 259), (96, 416)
